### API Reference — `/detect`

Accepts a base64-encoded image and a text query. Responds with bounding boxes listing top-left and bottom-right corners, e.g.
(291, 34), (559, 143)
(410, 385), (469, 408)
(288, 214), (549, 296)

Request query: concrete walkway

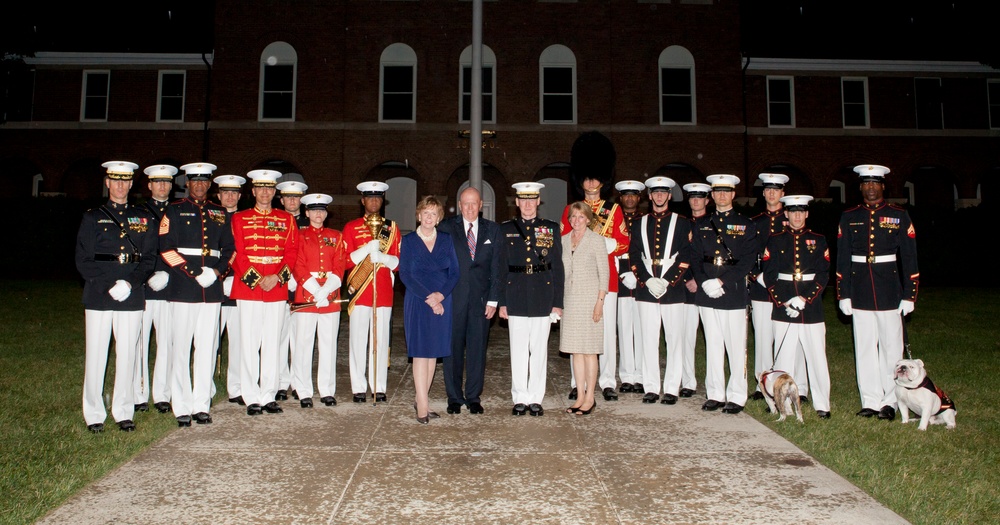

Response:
(39, 312), (908, 525)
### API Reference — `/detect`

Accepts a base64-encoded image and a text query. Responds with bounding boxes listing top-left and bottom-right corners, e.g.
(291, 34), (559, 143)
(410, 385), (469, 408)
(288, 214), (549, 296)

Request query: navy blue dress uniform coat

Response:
(836, 201), (919, 310)
(139, 199), (171, 301)
(628, 211), (693, 304)
(763, 228), (830, 324)
(75, 201), (158, 311)
(750, 209), (786, 303)
(616, 210), (643, 300)
(158, 198), (236, 303)
(690, 209), (758, 310)
(498, 217), (565, 317)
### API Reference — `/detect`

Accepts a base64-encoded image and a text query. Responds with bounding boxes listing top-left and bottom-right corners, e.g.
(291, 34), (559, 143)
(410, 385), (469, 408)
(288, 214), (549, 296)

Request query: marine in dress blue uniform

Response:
(614, 180), (646, 394)
(679, 183), (712, 399)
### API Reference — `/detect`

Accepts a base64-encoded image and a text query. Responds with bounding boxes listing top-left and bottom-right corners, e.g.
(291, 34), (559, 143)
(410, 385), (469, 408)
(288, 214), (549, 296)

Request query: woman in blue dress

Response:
(400, 196), (460, 423)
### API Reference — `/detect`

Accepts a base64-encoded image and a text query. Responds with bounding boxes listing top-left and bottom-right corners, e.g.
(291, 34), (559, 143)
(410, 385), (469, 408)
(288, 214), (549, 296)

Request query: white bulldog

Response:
(893, 359), (957, 431)
(757, 370), (802, 423)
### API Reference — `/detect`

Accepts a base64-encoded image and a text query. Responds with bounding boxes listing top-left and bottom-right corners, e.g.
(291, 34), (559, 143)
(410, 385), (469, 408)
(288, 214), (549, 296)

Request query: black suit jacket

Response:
(438, 215), (502, 311)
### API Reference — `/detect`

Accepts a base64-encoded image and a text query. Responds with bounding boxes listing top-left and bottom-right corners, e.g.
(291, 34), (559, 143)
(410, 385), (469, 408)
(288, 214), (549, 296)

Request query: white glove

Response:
(549, 312), (561, 324)
(287, 275), (297, 292)
(702, 279), (723, 295)
(370, 251), (386, 265)
(315, 297), (330, 308)
(645, 278), (667, 299)
(147, 271), (169, 291)
(839, 299), (853, 316)
(784, 306), (801, 318)
(319, 275), (342, 296)
(620, 272), (638, 290)
(706, 287), (725, 299)
(223, 276), (234, 296)
(786, 296), (806, 311)
(604, 236), (616, 254)
(898, 300), (915, 316)
(195, 267), (217, 288)
(756, 273), (766, 288)
(366, 239), (381, 254)
(108, 280), (131, 302)
(302, 277), (321, 296)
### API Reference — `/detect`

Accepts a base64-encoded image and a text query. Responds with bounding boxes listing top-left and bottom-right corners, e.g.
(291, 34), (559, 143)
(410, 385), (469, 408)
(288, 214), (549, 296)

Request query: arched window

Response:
(539, 45), (576, 124)
(459, 45), (497, 123)
(380, 43), (417, 122)
(658, 46), (696, 125)
(259, 42), (297, 121)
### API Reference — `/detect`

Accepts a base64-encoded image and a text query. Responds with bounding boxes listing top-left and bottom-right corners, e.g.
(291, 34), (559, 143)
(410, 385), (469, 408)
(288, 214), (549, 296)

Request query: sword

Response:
(289, 298), (348, 313)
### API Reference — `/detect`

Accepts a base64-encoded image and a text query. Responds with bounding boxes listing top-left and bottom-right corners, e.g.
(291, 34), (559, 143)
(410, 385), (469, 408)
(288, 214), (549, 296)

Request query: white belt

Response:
(851, 254), (896, 264)
(310, 271), (334, 279)
(778, 272), (815, 281)
(177, 247), (221, 258)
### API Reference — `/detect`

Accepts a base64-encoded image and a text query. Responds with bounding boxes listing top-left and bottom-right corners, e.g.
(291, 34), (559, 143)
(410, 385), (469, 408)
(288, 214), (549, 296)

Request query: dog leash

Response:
(901, 312), (913, 360)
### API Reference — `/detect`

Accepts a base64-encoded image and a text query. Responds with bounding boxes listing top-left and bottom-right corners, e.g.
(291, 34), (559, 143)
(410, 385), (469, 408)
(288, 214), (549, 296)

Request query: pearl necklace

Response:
(416, 227), (437, 241)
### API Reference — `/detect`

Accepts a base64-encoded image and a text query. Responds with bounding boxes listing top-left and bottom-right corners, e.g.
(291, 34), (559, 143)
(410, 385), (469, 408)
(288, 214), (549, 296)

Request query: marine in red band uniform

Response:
(75, 161), (158, 433)
(344, 181), (401, 403)
(292, 193), (347, 408)
(679, 183), (712, 399)
(628, 177), (693, 405)
(691, 174), (758, 415)
(836, 164), (919, 421)
(139, 164), (178, 415)
(213, 174), (246, 405)
(559, 131), (629, 402)
(762, 195), (832, 419)
(159, 162), (236, 426)
(275, 178), (308, 401)
(229, 169), (300, 416)
(613, 180), (646, 395)
(749, 173), (809, 403)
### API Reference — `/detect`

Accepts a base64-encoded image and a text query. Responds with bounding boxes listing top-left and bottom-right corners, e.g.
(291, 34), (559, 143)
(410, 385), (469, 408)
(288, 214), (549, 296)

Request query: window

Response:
(841, 77), (868, 128)
(539, 45), (576, 124)
(380, 43), (417, 122)
(459, 45), (496, 123)
(914, 77), (943, 129)
(659, 46), (696, 125)
(158, 71), (185, 122)
(988, 80), (1000, 129)
(259, 42), (297, 121)
(81, 70), (109, 121)
(766, 76), (794, 127)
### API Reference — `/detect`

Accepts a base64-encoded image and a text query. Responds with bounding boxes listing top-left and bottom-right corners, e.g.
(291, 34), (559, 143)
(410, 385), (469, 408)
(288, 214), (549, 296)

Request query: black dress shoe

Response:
(799, 395), (809, 404)
(118, 420), (136, 432)
(263, 401), (283, 414)
(300, 398), (313, 408)
(247, 404), (263, 416)
(816, 410), (831, 419)
(602, 387), (618, 401)
(702, 399), (724, 411)
(177, 415), (192, 427)
(528, 403), (544, 416)
(291, 390), (299, 400)
(512, 403), (528, 416)
(134, 402), (149, 412)
(877, 406), (896, 421)
(619, 383), (634, 393)
(353, 393), (366, 403)
(154, 401), (171, 413)
(660, 394), (678, 405)
(228, 396), (245, 406)
(722, 402), (744, 414)
(750, 391), (765, 401)
(468, 402), (484, 414)
(447, 402), (462, 414)
(375, 392), (387, 402)
(642, 393), (659, 404)
(87, 423), (104, 433)
(679, 388), (695, 398)
(568, 387), (578, 400)
(193, 412), (212, 424)
(633, 384), (645, 394)
(275, 389), (288, 401)
(856, 408), (878, 418)
(321, 396), (337, 406)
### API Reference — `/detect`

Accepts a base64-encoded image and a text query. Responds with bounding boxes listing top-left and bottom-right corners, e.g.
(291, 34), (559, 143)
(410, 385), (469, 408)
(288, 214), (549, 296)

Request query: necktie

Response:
(467, 222), (476, 261)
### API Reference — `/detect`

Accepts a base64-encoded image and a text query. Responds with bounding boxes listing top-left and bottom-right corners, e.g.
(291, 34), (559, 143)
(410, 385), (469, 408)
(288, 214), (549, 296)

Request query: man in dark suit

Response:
(437, 187), (503, 415)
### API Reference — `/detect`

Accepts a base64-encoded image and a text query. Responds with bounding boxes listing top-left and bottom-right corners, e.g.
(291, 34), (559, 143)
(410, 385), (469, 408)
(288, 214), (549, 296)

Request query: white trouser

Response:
(84, 309), (141, 425)
(617, 295), (643, 385)
(637, 302), (686, 395)
(349, 305), (392, 395)
(699, 307), (749, 406)
(293, 311), (341, 399)
(220, 304), (241, 399)
(170, 302), (221, 416)
(681, 303), (699, 391)
(508, 316), (551, 405)
(853, 309), (904, 410)
(752, 300), (809, 395)
(238, 300), (285, 407)
(141, 299), (172, 404)
(773, 321), (830, 412)
(570, 291), (618, 390)
(278, 304), (295, 391)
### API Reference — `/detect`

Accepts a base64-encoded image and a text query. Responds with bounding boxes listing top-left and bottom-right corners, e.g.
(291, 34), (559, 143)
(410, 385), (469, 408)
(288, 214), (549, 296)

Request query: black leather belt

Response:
(95, 253), (142, 264)
(508, 263), (551, 274)
(703, 256), (738, 266)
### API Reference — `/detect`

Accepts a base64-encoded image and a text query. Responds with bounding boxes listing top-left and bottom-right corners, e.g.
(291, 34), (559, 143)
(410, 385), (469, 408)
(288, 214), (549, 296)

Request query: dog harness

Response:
(759, 369), (789, 400)
(905, 376), (956, 415)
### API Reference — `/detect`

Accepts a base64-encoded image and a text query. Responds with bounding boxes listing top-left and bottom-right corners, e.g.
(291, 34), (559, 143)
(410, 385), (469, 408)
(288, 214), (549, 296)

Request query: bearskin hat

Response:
(569, 131), (616, 200)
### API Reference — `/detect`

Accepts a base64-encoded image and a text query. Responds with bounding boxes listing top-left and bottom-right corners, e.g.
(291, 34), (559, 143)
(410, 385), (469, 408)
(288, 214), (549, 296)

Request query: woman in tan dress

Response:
(560, 202), (609, 415)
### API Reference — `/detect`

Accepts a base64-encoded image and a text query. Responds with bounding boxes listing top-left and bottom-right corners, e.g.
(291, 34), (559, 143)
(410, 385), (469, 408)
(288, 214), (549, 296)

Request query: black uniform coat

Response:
(75, 201), (158, 311)
(616, 210), (643, 299)
(628, 211), (693, 305)
(750, 208), (786, 303)
(763, 228), (829, 324)
(139, 199), (171, 301)
(690, 209), (758, 310)
(158, 198), (235, 303)
(498, 217), (565, 317)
